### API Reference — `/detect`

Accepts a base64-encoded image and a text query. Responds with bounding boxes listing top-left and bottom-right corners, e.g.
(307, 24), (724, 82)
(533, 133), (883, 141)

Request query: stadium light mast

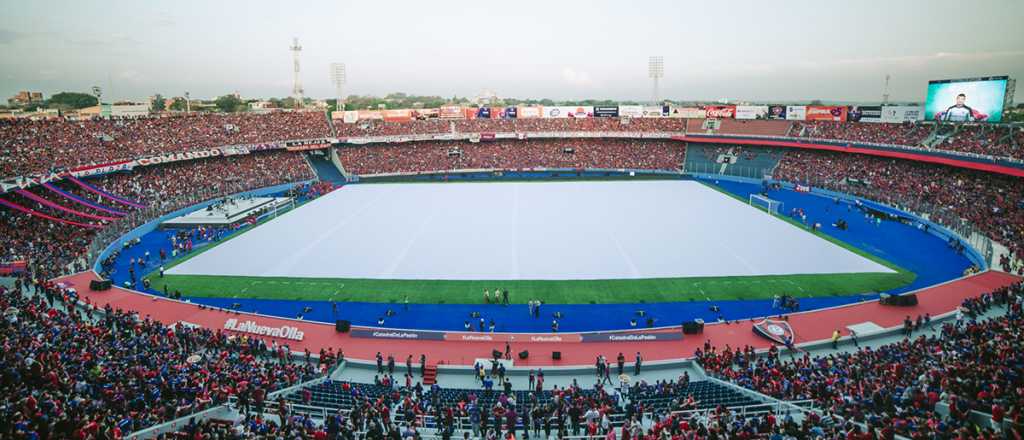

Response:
(291, 37), (304, 108)
(330, 63), (346, 112)
(184, 91), (190, 113)
(648, 56), (664, 105)
(91, 86), (102, 107)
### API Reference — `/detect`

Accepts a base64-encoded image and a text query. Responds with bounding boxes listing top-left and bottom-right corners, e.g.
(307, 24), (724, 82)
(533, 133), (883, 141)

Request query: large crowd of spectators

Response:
(793, 121), (1024, 161)
(336, 139), (685, 175)
(0, 111), (331, 178)
(774, 149), (1024, 269)
(333, 117), (687, 139)
(793, 121), (931, 147)
(934, 125), (1020, 160)
(697, 282), (1024, 439)
(0, 150), (314, 279)
(0, 276), (332, 439)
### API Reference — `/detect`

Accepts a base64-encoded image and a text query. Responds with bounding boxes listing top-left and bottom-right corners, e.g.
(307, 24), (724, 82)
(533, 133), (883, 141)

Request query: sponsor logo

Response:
(372, 331), (423, 339)
(528, 335), (564, 342)
(137, 149), (223, 166)
(458, 334), (495, 341)
(69, 161), (135, 178)
(223, 318), (305, 341)
(608, 334), (659, 341)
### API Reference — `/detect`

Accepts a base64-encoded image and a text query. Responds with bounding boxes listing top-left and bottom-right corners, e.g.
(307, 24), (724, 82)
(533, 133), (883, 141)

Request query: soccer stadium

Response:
(1, 2), (1023, 439)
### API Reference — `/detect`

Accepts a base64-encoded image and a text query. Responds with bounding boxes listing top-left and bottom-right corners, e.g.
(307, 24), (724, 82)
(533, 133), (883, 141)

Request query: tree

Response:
(48, 92), (98, 110)
(214, 94), (243, 113)
(169, 97), (186, 111)
(151, 94), (165, 112)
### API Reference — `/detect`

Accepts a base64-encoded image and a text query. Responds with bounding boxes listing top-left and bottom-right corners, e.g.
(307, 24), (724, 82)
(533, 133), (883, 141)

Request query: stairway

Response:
(305, 151), (348, 185)
(422, 364), (438, 386)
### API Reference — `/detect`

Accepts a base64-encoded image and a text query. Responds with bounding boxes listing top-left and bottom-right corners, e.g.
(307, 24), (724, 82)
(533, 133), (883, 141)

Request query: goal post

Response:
(749, 194), (783, 216)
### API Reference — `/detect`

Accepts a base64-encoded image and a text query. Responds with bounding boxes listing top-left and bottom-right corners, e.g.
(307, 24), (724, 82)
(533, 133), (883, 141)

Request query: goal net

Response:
(749, 194), (783, 216)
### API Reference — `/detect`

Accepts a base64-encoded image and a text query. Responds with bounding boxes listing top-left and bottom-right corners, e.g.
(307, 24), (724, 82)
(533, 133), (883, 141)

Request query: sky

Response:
(1, 0), (1022, 103)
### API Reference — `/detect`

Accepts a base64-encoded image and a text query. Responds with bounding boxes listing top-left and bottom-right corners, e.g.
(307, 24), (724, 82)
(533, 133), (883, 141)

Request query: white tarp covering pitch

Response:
(169, 181), (893, 280)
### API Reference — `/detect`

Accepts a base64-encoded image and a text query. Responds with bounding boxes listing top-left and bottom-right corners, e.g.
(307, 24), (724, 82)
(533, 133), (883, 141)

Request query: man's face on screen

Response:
(956, 95), (966, 106)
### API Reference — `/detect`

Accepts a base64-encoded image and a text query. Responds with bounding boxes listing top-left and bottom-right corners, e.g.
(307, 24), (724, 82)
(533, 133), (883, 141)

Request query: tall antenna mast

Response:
(291, 37), (304, 108)
(648, 56), (664, 105)
(882, 74), (891, 105)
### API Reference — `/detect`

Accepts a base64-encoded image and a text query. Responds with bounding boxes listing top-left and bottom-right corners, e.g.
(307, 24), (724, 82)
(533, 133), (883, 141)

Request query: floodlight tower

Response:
(649, 56), (664, 105)
(290, 37), (304, 108)
(330, 63), (346, 112)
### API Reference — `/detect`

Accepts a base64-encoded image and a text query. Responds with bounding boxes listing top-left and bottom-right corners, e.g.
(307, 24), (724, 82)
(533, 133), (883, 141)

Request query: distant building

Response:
(249, 100), (274, 110)
(7, 91), (44, 106)
(111, 103), (149, 117)
(475, 90), (499, 106)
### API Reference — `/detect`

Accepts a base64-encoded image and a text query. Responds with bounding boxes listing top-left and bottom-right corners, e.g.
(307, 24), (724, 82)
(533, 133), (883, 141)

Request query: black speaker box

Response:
(90, 279), (112, 291)
(335, 320), (351, 332)
(518, 350), (529, 360)
(682, 319), (704, 334)
(552, 351), (561, 360)
(880, 293), (918, 306)
(492, 349), (503, 358)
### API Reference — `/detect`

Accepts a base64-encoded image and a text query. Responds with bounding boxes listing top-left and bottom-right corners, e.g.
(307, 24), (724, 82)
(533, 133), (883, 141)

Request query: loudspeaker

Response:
(518, 350), (529, 360)
(492, 349), (503, 359)
(335, 320), (351, 333)
(90, 279), (112, 291)
(682, 319), (705, 334)
(880, 293), (918, 306)
(552, 351), (561, 360)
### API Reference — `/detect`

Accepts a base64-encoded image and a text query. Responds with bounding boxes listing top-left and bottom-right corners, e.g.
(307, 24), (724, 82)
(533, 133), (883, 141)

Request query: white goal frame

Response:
(749, 193), (783, 216)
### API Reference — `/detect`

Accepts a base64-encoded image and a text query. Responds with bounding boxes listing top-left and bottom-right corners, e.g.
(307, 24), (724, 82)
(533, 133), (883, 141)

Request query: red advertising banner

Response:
(805, 105), (848, 121)
(382, 109), (413, 123)
(704, 105), (737, 119)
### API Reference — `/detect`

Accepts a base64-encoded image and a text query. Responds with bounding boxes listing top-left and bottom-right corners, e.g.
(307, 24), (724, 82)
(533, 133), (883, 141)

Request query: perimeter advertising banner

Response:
(518, 106), (542, 118)
(358, 110), (384, 120)
(785, 106), (806, 120)
(677, 107), (707, 118)
(704, 105), (736, 119)
(880, 106), (924, 123)
(805, 105), (847, 121)
(766, 105), (787, 120)
(593, 106), (619, 117)
(735, 105), (768, 120)
(618, 105), (644, 118)
(846, 105), (882, 123)
(642, 106), (665, 117)
(413, 108), (439, 120)
(439, 106), (464, 119)
(382, 109), (413, 123)
(543, 106), (592, 118)
(925, 76), (1008, 122)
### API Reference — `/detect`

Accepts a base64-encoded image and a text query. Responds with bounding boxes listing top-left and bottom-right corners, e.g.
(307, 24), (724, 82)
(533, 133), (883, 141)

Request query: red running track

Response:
(56, 270), (1019, 367)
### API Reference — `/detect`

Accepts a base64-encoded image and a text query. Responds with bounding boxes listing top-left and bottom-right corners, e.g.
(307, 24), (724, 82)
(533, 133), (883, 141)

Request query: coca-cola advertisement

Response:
(704, 105), (736, 119)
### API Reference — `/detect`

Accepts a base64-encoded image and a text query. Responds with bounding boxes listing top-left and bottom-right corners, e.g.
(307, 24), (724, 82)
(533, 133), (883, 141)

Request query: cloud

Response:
(65, 33), (141, 48)
(119, 69), (142, 81)
(561, 67), (596, 88)
(0, 29), (24, 44)
(152, 12), (176, 28)
(38, 68), (59, 80)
